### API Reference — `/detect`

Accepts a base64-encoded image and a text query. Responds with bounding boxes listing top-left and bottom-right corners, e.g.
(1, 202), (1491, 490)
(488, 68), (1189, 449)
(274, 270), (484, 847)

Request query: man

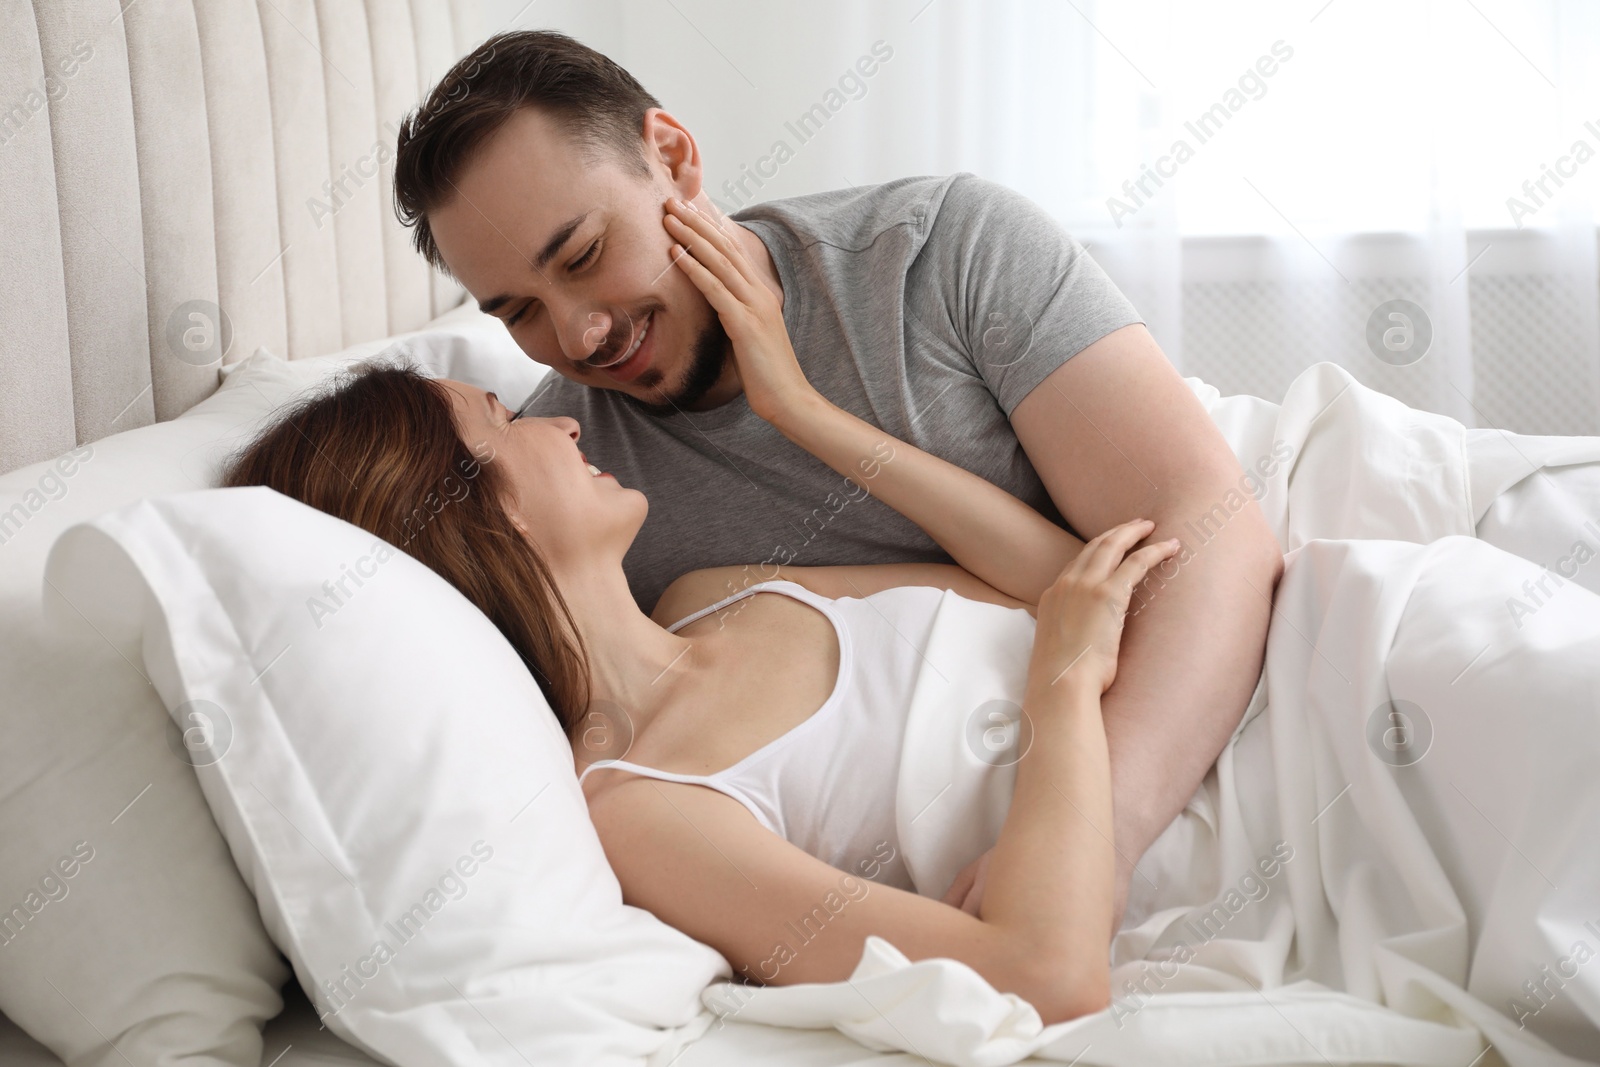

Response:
(392, 29), (1283, 934)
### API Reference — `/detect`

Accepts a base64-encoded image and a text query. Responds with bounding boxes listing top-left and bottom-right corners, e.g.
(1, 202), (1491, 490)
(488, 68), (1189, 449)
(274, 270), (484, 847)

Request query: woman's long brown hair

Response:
(220, 360), (591, 738)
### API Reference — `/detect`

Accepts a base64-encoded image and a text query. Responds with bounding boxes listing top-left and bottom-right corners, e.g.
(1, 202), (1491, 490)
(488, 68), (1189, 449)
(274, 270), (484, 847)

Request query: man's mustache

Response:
(578, 309), (652, 366)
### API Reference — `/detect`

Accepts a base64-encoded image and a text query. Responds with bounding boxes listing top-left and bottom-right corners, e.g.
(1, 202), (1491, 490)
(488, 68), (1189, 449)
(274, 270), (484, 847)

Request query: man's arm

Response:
(1008, 323), (1284, 934)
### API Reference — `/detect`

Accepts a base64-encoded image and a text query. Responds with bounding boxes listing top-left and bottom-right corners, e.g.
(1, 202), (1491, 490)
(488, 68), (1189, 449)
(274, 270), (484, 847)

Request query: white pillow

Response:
(221, 295), (549, 415)
(0, 304), (545, 1065)
(42, 486), (728, 1065)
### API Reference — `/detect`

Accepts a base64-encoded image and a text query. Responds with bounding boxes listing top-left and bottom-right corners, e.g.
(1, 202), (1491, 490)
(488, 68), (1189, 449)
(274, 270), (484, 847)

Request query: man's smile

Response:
(588, 310), (653, 370)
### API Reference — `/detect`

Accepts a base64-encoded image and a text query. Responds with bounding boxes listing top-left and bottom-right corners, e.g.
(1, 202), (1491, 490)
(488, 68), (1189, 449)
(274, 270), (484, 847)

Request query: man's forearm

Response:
(1099, 496), (1282, 932)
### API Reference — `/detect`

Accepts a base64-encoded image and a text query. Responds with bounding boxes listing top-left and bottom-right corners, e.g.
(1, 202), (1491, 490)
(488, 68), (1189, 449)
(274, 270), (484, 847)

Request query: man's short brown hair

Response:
(393, 29), (663, 275)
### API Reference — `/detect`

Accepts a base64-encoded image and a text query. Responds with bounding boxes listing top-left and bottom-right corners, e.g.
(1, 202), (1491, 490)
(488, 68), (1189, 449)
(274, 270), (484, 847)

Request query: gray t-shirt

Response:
(524, 171), (1144, 613)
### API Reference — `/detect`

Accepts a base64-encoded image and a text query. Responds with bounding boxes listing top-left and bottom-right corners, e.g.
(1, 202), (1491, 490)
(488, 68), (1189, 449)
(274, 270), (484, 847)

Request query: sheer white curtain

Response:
(491, 0), (1600, 433)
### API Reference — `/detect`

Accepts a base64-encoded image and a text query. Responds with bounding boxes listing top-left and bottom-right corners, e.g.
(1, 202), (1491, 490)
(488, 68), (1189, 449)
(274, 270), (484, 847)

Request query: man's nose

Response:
(554, 307), (615, 364)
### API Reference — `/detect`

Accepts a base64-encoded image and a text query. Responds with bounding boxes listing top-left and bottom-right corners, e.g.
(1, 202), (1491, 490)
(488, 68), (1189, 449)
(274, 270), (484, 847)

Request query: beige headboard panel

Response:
(0, 0), (484, 476)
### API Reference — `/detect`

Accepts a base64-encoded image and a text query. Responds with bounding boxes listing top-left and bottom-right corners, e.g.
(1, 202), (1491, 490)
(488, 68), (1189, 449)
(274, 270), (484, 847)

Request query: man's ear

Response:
(641, 107), (704, 203)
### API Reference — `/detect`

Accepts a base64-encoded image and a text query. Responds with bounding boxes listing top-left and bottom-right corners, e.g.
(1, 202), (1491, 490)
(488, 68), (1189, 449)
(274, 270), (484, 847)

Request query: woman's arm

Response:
(768, 393), (1082, 607)
(589, 752), (1107, 1024)
(663, 196), (1083, 607)
(599, 519), (1175, 1022)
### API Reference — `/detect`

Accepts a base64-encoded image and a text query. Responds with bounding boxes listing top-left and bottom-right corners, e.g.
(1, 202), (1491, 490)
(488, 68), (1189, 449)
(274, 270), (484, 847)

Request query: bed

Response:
(4, 3), (1600, 1066)
(0, 980), (909, 1067)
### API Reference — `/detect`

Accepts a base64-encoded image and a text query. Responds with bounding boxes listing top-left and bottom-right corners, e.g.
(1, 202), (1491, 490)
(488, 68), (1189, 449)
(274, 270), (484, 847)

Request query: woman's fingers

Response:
(1071, 518), (1157, 583)
(1110, 540), (1182, 595)
(1126, 539), (1182, 572)
(664, 208), (738, 292)
(674, 198), (753, 277)
(664, 199), (753, 293)
(1098, 541), (1182, 621)
(667, 235), (741, 319)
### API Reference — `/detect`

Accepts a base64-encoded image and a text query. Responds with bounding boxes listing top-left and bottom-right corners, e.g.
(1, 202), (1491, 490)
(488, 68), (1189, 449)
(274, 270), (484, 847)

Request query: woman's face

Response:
(438, 378), (646, 564)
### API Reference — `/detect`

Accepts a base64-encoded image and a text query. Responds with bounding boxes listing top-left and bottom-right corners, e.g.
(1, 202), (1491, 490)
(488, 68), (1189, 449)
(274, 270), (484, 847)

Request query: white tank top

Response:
(576, 578), (949, 891)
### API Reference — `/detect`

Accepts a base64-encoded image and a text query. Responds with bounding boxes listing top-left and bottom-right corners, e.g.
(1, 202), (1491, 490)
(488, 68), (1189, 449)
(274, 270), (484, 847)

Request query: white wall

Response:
(476, 0), (971, 213)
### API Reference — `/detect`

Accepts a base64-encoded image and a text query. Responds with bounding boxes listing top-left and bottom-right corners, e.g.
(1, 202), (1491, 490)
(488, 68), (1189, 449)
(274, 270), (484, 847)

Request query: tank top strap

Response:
(664, 577), (824, 633)
(576, 759), (780, 835)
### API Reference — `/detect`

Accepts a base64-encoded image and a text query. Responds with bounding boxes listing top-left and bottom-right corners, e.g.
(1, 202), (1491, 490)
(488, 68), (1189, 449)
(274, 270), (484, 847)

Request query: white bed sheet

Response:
(0, 981), (1077, 1067)
(0, 980), (1392, 1067)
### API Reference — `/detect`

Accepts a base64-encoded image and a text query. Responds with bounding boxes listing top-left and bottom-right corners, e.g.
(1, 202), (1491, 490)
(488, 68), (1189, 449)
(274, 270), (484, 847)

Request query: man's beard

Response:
(617, 308), (732, 419)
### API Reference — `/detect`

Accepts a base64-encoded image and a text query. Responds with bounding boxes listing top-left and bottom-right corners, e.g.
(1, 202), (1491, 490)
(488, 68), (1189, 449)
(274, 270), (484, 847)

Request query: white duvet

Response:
(669, 363), (1600, 1067)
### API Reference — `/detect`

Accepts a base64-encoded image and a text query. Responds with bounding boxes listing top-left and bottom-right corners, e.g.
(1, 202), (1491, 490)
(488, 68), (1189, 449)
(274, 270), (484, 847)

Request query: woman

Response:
(222, 199), (1180, 1025)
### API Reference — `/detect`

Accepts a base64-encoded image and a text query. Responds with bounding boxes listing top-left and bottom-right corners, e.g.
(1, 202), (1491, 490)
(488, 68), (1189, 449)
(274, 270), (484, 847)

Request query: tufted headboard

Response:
(0, 0), (484, 476)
